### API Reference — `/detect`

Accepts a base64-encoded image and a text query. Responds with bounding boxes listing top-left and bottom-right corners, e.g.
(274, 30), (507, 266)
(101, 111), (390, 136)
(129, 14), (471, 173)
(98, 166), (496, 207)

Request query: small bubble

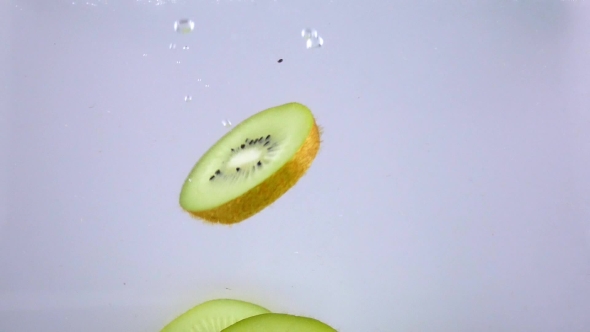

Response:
(142, 53), (147, 57)
(197, 78), (201, 82)
(301, 28), (323, 49)
(306, 37), (323, 49)
(174, 19), (195, 34)
(182, 46), (189, 50)
(176, 61), (181, 64)
(301, 28), (316, 39)
(184, 95), (192, 102)
(205, 84), (209, 88)
(221, 119), (232, 127)
(169, 43), (176, 49)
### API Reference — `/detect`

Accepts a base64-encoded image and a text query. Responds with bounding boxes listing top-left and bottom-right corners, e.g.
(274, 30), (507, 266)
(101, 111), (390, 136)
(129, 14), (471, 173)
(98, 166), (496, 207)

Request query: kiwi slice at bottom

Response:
(221, 313), (337, 332)
(179, 102), (321, 225)
(160, 299), (270, 332)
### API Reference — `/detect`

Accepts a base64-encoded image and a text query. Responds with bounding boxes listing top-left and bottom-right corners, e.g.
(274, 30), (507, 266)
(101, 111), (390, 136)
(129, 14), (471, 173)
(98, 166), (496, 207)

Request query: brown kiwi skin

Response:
(184, 120), (321, 225)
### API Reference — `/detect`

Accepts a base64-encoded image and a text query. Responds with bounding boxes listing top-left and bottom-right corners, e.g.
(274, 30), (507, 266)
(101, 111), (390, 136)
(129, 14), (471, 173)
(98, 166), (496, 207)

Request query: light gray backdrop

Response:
(1, 1), (589, 331)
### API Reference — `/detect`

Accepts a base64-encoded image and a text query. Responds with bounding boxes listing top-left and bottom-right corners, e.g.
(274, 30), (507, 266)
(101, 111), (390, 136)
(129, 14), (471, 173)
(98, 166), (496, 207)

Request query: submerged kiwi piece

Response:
(160, 299), (270, 332)
(221, 313), (337, 332)
(179, 102), (321, 224)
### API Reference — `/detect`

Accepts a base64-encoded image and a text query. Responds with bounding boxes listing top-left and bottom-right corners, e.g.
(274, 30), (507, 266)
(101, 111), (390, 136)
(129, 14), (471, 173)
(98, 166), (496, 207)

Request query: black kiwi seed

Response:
(231, 148), (235, 152)
(257, 161), (262, 166)
(209, 175), (215, 180)
(264, 141), (270, 146)
(241, 144), (245, 149)
(245, 138), (249, 143)
(236, 167), (241, 172)
(215, 170), (221, 175)
(259, 136), (263, 141)
(265, 135), (271, 140)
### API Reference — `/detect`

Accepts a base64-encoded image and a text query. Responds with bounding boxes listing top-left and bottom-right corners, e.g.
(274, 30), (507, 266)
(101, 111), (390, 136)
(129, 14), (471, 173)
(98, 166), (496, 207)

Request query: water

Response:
(3, 2), (589, 332)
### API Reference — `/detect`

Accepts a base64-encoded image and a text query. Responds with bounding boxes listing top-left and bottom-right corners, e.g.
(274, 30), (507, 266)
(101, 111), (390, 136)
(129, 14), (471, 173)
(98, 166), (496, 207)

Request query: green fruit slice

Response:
(160, 299), (270, 332)
(179, 102), (321, 224)
(221, 313), (337, 332)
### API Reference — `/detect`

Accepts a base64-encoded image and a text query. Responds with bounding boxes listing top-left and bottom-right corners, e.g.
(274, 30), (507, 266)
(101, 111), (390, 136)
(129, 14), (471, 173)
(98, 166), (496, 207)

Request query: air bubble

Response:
(306, 37), (323, 49)
(301, 28), (323, 49)
(222, 119), (232, 127)
(301, 28), (316, 39)
(182, 46), (189, 50)
(174, 19), (195, 34)
(169, 43), (176, 49)
(184, 95), (192, 102)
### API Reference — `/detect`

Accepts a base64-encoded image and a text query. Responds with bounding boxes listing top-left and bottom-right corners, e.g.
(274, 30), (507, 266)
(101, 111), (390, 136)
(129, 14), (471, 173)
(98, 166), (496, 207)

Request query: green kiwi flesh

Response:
(160, 299), (270, 332)
(179, 102), (320, 224)
(221, 313), (337, 332)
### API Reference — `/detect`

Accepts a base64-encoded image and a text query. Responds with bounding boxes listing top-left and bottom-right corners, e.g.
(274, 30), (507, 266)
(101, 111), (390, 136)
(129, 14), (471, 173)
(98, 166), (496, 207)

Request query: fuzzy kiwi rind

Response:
(160, 299), (270, 332)
(221, 313), (337, 332)
(179, 102), (321, 225)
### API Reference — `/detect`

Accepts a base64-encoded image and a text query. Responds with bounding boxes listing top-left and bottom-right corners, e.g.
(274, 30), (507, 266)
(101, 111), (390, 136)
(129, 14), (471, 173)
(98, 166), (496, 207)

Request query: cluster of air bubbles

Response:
(301, 28), (323, 49)
(136, 0), (178, 5)
(174, 19), (195, 34)
(71, 0), (111, 6)
(170, 19), (209, 103)
(221, 119), (232, 127)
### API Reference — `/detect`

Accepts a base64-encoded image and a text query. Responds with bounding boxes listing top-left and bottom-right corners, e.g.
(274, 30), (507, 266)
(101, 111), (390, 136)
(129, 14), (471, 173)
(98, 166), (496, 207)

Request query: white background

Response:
(1, 1), (590, 331)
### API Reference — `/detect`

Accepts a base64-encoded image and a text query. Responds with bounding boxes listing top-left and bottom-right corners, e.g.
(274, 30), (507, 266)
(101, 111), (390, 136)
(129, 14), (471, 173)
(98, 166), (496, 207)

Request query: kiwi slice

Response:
(221, 313), (337, 332)
(160, 299), (270, 332)
(179, 102), (321, 224)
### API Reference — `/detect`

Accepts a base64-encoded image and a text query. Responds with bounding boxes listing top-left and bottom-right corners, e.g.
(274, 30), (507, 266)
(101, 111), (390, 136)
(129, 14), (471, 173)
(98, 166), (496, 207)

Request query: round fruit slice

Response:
(221, 313), (337, 332)
(160, 299), (270, 332)
(179, 102), (321, 224)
